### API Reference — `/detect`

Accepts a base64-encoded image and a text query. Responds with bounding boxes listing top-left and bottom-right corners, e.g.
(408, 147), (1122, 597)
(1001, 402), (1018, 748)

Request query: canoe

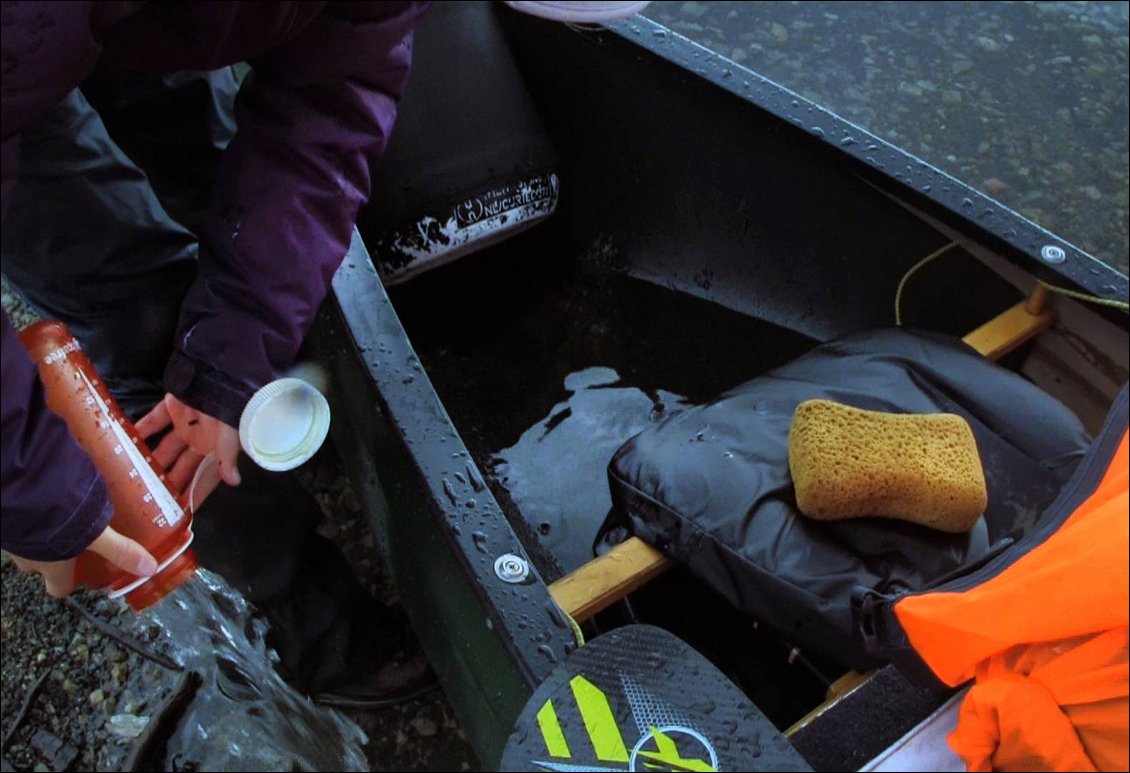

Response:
(307, 3), (1129, 769)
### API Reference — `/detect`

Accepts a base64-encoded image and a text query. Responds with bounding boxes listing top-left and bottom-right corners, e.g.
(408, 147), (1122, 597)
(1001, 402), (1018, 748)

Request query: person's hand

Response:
(137, 394), (242, 490)
(4, 525), (159, 598)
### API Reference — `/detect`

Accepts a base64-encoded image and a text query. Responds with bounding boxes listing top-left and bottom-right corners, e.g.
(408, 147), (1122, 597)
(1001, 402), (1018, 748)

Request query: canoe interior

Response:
(329, 2), (1129, 767)
(389, 229), (816, 579)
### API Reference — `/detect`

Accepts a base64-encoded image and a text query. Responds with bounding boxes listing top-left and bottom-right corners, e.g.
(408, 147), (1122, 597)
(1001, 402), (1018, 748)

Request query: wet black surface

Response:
(489, 365), (687, 573)
(390, 227), (815, 577)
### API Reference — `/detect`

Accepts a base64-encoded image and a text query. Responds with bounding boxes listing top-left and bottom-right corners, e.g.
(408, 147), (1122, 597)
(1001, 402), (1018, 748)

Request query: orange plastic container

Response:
(18, 321), (197, 611)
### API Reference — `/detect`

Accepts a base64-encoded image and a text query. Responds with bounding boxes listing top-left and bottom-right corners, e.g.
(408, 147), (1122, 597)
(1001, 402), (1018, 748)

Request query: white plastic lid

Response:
(239, 377), (331, 471)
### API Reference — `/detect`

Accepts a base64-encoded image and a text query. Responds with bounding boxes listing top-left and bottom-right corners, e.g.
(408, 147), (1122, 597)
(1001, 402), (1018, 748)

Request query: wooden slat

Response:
(785, 669), (874, 738)
(826, 668), (872, 700)
(962, 292), (1054, 360)
(548, 537), (672, 622)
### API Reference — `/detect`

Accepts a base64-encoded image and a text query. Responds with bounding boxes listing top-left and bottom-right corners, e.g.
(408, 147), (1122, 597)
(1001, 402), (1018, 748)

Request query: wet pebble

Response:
(410, 717), (438, 737)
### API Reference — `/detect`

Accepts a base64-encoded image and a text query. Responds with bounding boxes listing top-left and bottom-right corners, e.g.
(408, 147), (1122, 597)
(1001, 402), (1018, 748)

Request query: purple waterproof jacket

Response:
(1, 1), (428, 560)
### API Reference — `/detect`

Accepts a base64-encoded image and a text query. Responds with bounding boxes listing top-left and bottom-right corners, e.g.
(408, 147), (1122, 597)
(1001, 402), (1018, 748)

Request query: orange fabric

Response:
(895, 431), (1128, 682)
(894, 430), (1129, 771)
(948, 629), (1129, 772)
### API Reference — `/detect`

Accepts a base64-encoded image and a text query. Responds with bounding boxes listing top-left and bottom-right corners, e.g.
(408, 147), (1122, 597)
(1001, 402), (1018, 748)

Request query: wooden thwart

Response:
(548, 285), (1054, 625)
(961, 285), (1054, 359)
(785, 669), (872, 737)
(548, 536), (671, 621)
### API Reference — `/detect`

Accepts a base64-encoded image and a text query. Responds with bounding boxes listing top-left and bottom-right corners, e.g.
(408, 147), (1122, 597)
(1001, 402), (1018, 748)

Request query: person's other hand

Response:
(4, 525), (158, 598)
(137, 394), (242, 489)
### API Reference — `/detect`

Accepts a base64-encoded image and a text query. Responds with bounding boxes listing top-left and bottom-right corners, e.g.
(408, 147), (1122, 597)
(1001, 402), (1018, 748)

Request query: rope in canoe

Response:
(1036, 279), (1130, 311)
(895, 241), (1129, 326)
(894, 241), (962, 326)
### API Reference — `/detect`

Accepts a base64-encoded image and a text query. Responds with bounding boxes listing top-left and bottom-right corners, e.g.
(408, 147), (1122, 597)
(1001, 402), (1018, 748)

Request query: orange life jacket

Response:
(872, 385), (1128, 772)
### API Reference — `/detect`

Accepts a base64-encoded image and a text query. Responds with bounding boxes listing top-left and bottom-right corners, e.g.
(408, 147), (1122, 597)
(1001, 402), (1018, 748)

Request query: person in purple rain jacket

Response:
(1, 1), (433, 706)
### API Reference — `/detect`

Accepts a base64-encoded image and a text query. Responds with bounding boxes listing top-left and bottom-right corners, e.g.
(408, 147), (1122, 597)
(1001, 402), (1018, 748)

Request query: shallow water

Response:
(144, 570), (368, 772)
(644, 1), (1129, 275)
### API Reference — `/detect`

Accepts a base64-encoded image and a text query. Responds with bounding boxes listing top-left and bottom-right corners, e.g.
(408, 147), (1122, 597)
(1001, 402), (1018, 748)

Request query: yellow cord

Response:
(566, 611), (586, 648)
(895, 242), (1129, 324)
(1037, 279), (1130, 312)
(565, 22), (606, 33)
(894, 241), (961, 325)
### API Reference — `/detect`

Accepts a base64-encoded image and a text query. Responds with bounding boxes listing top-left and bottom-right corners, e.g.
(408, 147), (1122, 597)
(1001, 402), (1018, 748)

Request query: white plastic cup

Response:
(188, 453), (223, 513)
(239, 374), (331, 471)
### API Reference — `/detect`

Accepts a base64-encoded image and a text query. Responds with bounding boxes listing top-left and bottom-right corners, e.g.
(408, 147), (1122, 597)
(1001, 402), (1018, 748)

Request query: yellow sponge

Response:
(788, 399), (987, 533)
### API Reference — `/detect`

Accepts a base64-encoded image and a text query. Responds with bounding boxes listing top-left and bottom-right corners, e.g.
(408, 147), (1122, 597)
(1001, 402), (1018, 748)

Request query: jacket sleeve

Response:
(163, 2), (430, 426)
(1, 312), (112, 560)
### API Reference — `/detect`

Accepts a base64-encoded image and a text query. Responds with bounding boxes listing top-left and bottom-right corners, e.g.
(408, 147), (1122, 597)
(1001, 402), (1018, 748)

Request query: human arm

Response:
(6, 527), (158, 598)
(115, 1), (428, 477)
(159, 2), (425, 433)
(1, 312), (157, 595)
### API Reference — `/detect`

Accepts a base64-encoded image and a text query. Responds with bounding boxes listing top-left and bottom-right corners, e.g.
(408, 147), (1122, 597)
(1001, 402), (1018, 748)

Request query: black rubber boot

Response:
(189, 455), (434, 702)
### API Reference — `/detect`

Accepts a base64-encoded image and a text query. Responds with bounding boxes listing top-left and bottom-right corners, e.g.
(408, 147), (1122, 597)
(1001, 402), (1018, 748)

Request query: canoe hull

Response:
(316, 3), (1128, 768)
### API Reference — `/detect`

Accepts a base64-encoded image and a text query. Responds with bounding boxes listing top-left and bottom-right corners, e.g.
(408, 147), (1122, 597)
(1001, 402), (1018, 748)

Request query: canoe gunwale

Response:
(314, 232), (577, 766)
